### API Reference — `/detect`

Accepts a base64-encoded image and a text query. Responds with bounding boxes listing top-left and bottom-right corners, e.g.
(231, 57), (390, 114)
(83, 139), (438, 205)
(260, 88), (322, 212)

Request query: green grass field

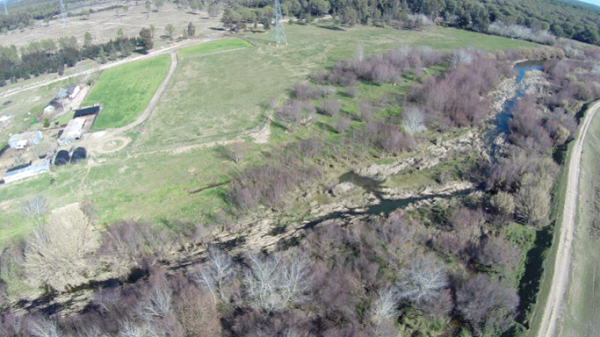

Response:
(84, 55), (171, 131)
(558, 106), (600, 337)
(135, 24), (533, 152)
(178, 38), (253, 58)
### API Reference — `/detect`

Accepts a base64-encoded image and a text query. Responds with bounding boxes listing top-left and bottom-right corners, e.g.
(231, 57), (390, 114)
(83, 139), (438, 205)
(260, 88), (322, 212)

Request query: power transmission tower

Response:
(269, 0), (287, 46)
(59, 0), (67, 24)
(4, 1), (8, 16)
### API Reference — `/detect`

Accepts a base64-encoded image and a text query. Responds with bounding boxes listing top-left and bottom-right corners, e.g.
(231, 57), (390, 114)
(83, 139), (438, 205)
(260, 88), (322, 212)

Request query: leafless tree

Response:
(490, 191), (515, 216)
(244, 249), (311, 313)
(321, 100), (341, 116)
(28, 318), (62, 337)
(402, 105), (426, 135)
(515, 173), (551, 226)
(118, 320), (151, 337)
(22, 196), (48, 224)
(24, 204), (98, 291)
(138, 273), (173, 321)
(370, 286), (397, 326)
(397, 255), (448, 304)
(333, 113), (351, 134)
(450, 49), (473, 67)
(221, 142), (247, 164)
(358, 99), (375, 121)
(193, 245), (234, 303)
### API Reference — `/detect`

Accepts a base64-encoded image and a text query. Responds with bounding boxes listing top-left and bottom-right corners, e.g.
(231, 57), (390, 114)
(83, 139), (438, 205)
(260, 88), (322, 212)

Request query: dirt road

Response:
(0, 37), (215, 100)
(536, 100), (600, 337)
(80, 51), (178, 155)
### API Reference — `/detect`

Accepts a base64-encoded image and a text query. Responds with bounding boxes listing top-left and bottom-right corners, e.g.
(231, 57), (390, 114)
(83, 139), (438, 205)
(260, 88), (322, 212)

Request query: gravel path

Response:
(536, 100), (600, 337)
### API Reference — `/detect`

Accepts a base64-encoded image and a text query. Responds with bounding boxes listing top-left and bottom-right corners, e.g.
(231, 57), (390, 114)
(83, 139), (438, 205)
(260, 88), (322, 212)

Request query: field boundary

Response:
(531, 100), (600, 337)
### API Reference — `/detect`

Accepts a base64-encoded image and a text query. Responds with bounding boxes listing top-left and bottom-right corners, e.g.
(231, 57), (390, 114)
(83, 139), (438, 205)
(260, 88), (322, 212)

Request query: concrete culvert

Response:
(70, 147), (87, 164)
(54, 150), (70, 166)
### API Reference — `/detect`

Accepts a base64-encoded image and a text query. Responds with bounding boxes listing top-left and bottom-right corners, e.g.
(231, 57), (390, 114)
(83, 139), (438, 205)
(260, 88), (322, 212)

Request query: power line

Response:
(59, 0), (67, 24)
(268, 0), (287, 46)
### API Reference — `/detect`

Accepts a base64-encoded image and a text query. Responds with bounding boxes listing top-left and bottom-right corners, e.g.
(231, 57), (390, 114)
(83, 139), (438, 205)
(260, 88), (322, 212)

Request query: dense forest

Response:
(225, 0), (600, 45)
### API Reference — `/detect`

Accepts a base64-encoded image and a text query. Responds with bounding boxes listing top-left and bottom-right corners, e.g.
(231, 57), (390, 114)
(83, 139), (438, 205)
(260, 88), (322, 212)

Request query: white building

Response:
(58, 118), (85, 145)
(8, 131), (43, 148)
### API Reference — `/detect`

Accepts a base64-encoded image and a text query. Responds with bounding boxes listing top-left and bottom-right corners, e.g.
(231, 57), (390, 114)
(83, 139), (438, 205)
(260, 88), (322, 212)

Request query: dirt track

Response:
(536, 100), (600, 337)
(0, 36), (214, 100)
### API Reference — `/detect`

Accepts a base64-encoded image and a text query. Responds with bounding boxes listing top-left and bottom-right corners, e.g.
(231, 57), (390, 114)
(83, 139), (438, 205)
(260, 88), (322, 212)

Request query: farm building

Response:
(44, 100), (61, 114)
(58, 118), (85, 145)
(8, 131), (42, 148)
(54, 150), (70, 166)
(67, 85), (81, 99)
(3, 160), (50, 184)
(58, 85), (81, 100)
(73, 105), (100, 119)
(71, 147), (87, 164)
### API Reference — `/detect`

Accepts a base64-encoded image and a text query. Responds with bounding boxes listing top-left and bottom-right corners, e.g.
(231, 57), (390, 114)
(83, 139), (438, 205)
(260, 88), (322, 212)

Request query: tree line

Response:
(224, 0), (600, 45)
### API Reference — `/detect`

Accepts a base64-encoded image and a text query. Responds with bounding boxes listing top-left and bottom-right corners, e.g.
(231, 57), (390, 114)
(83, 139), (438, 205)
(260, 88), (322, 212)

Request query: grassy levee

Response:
(0, 24), (535, 248)
(557, 103), (600, 336)
(178, 38), (253, 58)
(525, 102), (598, 337)
(84, 55), (171, 131)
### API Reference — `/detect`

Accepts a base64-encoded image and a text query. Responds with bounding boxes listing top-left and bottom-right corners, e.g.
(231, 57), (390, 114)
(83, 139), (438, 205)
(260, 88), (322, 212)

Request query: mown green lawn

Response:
(178, 38), (253, 58)
(84, 55), (171, 131)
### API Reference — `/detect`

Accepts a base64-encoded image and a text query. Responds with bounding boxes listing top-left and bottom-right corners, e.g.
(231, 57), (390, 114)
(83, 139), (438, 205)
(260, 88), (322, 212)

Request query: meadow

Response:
(135, 24), (533, 152)
(84, 55), (171, 131)
(0, 23), (536, 247)
(558, 107), (600, 337)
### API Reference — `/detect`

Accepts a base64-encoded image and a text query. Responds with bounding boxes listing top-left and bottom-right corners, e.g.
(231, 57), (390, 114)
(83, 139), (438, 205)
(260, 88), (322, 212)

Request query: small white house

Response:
(8, 131), (43, 148)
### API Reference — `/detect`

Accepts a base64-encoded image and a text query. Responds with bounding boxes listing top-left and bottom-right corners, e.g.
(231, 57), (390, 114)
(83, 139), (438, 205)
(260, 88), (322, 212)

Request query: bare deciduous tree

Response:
(28, 318), (62, 337)
(24, 204), (98, 291)
(221, 142), (247, 164)
(193, 245), (234, 303)
(402, 105), (426, 135)
(244, 249), (311, 313)
(370, 286), (397, 325)
(397, 255), (448, 304)
(22, 196), (48, 224)
(138, 271), (173, 321)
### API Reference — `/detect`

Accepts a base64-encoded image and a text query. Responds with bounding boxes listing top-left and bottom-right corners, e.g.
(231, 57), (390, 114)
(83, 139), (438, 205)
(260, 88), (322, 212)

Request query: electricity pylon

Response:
(269, 0), (287, 46)
(59, 0), (67, 24)
(4, 1), (8, 16)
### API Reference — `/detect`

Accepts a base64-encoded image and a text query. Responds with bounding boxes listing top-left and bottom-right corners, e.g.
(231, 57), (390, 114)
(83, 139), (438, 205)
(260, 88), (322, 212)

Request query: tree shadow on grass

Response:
(315, 24), (346, 32)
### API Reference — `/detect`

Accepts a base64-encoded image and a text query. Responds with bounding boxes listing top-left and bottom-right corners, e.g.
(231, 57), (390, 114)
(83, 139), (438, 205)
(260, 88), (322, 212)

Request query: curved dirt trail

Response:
(81, 52), (178, 155)
(536, 100), (600, 337)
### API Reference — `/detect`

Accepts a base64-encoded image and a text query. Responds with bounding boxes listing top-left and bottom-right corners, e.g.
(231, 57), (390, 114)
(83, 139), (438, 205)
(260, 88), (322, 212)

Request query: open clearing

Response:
(135, 24), (533, 152)
(0, 24), (535, 247)
(558, 101), (600, 337)
(0, 2), (222, 50)
(177, 38), (253, 57)
(84, 55), (171, 131)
